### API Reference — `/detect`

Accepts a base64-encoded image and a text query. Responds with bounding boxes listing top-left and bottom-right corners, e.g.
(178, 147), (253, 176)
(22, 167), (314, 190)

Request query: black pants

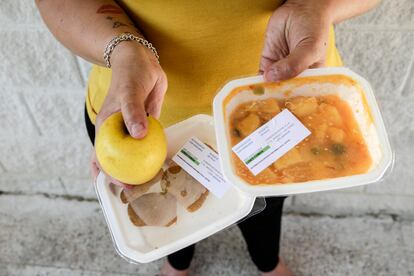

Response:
(84, 107), (286, 272)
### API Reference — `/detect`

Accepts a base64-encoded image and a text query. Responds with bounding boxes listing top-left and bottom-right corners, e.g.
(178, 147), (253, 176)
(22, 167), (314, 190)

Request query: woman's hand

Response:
(260, 0), (333, 82)
(91, 42), (168, 188)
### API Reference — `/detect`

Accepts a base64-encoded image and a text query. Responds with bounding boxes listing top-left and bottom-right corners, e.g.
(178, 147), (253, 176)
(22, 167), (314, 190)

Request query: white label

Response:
(172, 137), (231, 198)
(232, 109), (311, 175)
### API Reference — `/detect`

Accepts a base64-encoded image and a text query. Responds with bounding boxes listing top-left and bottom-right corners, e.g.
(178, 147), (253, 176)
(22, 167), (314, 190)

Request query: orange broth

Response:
(229, 94), (372, 185)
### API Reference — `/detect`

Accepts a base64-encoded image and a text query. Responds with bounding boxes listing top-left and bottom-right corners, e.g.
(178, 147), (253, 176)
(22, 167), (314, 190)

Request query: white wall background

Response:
(0, 1), (413, 218)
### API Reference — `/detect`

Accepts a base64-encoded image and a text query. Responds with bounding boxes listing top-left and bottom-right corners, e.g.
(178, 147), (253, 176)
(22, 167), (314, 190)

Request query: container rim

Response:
(213, 67), (393, 197)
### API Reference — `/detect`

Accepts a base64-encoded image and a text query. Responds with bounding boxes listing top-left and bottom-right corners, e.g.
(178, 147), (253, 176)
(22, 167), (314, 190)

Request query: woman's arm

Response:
(286, 0), (380, 24)
(36, 0), (168, 188)
(36, 0), (141, 65)
(36, 0), (167, 139)
(322, 0), (380, 24)
(261, 0), (380, 82)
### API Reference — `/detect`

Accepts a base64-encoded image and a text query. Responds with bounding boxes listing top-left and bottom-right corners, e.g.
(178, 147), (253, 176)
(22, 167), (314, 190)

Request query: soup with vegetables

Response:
(229, 94), (372, 185)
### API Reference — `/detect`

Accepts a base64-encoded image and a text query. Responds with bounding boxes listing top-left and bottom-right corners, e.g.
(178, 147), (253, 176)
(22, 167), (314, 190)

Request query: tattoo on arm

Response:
(98, 5), (134, 29)
(105, 16), (133, 29)
(112, 21), (129, 28)
(96, 4), (123, 14)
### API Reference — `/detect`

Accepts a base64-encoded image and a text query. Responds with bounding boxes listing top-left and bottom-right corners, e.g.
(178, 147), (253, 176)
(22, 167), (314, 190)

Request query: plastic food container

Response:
(213, 67), (393, 197)
(95, 114), (256, 263)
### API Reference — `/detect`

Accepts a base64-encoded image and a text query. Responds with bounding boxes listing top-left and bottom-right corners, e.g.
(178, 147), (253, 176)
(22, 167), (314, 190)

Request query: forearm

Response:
(324, 0), (380, 23)
(286, 0), (380, 24)
(36, 0), (142, 66)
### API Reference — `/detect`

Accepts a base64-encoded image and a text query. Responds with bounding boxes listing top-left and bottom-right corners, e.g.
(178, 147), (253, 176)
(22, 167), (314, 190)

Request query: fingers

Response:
(95, 98), (120, 132)
(90, 151), (100, 180)
(93, 149), (135, 190)
(259, 56), (275, 75)
(264, 43), (324, 82)
(310, 60), (325, 68)
(120, 84), (149, 139)
(107, 176), (135, 190)
(145, 73), (168, 118)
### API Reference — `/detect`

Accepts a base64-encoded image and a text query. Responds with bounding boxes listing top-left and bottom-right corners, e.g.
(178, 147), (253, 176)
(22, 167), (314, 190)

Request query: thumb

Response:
(264, 43), (321, 82)
(145, 74), (167, 118)
(120, 89), (149, 139)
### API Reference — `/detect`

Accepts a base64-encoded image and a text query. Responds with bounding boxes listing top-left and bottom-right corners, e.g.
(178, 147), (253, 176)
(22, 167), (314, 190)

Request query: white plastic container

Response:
(213, 67), (393, 197)
(95, 114), (256, 263)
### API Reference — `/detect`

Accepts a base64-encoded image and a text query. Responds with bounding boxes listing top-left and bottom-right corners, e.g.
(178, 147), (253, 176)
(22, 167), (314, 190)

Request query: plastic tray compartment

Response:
(213, 67), (393, 197)
(95, 114), (255, 263)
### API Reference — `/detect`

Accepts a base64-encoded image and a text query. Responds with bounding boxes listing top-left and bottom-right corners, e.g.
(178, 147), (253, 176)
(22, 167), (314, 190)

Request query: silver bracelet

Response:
(103, 32), (160, 68)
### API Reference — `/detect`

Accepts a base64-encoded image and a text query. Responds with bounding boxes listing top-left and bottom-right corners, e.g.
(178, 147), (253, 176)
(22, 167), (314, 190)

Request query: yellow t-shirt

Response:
(86, 0), (343, 127)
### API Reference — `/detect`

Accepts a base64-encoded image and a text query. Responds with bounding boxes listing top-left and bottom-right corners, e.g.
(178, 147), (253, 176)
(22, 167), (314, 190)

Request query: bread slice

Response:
(164, 161), (209, 212)
(128, 193), (177, 227)
(120, 169), (163, 204)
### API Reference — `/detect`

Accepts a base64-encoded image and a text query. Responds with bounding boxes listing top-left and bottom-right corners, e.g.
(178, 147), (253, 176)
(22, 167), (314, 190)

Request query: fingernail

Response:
(131, 123), (144, 138)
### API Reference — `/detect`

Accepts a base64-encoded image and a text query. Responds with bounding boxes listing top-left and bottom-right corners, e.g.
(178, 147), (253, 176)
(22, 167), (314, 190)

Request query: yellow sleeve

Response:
(326, 25), (343, 67)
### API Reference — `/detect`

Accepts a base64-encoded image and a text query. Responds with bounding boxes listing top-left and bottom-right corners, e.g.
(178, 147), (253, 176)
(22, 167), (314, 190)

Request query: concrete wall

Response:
(1, 1), (413, 217)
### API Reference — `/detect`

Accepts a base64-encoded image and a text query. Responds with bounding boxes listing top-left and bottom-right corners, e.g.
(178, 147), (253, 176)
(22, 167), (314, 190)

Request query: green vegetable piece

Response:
(331, 143), (346, 155)
(311, 147), (321, 155)
(253, 85), (264, 95)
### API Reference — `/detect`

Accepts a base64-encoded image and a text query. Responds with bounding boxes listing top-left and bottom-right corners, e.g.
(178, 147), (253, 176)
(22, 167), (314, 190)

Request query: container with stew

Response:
(213, 67), (393, 197)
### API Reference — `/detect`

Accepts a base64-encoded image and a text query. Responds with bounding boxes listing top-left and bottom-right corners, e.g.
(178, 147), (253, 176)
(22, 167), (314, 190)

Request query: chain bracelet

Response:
(103, 33), (160, 68)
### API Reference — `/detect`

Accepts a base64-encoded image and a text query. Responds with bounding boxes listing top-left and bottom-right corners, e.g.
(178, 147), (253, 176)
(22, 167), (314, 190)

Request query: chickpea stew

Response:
(229, 94), (373, 185)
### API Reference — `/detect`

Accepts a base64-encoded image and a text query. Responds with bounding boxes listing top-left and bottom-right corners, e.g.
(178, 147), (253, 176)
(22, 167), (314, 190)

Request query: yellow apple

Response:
(96, 112), (167, 185)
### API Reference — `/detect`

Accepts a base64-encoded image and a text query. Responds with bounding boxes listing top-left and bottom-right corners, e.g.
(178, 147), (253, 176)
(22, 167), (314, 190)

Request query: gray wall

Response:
(0, 1), (413, 217)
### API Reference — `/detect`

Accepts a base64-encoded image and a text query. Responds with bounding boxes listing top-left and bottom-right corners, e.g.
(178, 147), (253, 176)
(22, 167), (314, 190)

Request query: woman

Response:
(36, 0), (379, 275)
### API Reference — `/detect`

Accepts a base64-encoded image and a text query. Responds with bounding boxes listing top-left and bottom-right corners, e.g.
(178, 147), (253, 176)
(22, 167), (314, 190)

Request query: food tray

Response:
(95, 114), (256, 263)
(213, 67), (393, 197)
